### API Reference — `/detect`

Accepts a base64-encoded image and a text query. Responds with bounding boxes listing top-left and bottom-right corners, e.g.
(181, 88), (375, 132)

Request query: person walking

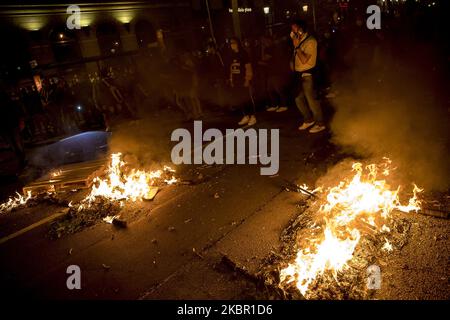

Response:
(291, 19), (326, 133)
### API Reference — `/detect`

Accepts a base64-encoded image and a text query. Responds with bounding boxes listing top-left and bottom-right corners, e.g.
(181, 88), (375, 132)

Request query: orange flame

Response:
(280, 159), (422, 297)
(80, 153), (177, 208)
(0, 191), (33, 213)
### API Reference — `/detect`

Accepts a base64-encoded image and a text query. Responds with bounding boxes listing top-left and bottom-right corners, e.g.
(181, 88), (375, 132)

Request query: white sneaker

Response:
(309, 124), (326, 133)
(276, 106), (288, 112)
(238, 115), (250, 125)
(247, 115), (257, 126)
(266, 106), (278, 112)
(298, 121), (315, 130)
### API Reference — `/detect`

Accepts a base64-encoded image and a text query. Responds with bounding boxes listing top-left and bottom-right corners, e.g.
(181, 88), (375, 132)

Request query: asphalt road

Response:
(0, 108), (332, 299)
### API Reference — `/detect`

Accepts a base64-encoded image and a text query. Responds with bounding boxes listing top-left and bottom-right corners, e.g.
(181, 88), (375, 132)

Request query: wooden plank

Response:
(23, 158), (107, 194)
(49, 158), (107, 170)
(33, 161), (106, 183)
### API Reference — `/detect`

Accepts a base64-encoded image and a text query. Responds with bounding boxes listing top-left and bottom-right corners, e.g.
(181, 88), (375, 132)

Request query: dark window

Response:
(96, 22), (122, 56)
(50, 27), (81, 62)
(135, 20), (156, 48)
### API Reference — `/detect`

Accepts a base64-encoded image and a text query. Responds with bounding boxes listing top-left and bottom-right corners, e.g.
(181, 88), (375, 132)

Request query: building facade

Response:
(0, 1), (193, 82)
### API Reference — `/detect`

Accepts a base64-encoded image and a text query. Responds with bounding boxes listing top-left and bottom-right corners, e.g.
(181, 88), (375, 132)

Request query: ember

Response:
(280, 159), (423, 297)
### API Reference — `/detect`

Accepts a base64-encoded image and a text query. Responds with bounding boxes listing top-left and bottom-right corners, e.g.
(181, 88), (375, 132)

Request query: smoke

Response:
(108, 116), (178, 170)
(106, 52), (189, 170)
(329, 41), (449, 191)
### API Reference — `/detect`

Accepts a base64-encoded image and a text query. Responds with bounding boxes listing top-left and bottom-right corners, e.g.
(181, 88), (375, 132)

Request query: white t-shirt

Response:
(294, 34), (317, 73)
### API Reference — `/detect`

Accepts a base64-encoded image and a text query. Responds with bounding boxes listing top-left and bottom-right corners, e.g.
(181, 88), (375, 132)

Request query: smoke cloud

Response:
(329, 41), (449, 190)
(108, 116), (179, 171)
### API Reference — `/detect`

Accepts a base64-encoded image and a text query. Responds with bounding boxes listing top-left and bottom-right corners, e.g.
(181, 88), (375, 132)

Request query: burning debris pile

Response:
(260, 158), (423, 299)
(0, 152), (178, 238)
(78, 152), (177, 209)
(48, 152), (177, 238)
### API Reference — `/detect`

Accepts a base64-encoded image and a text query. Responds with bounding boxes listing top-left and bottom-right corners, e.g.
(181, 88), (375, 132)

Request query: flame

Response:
(0, 191), (33, 213)
(381, 238), (393, 252)
(1, 153), (177, 214)
(51, 169), (63, 177)
(103, 215), (117, 224)
(81, 153), (177, 207)
(280, 159), (422, 297)
(299, 184), (322, 195)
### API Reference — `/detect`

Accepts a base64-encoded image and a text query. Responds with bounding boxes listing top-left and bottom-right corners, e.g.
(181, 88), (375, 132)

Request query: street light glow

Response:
(263, 6), (270, 14)
(115, 11), (134, 24)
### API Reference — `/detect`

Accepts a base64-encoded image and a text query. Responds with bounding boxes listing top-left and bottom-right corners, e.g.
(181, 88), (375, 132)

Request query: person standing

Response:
(291, 19), (326, 133)
(173, 50), (203, 121)
(261, 35), (291, 113)
(226, 37), (256, 126)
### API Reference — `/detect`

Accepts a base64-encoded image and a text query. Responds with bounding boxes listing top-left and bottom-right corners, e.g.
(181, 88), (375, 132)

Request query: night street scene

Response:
(0, 0), (448, 309)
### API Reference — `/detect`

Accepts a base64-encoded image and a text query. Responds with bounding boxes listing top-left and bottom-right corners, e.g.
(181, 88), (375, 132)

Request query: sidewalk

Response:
(140, 160), (327, 299)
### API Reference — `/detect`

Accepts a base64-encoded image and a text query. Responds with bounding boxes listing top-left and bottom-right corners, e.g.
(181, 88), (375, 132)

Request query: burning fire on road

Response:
(0, 191), (33, 213)
(77, 152), (177, 210)
(1, 153), (178, 237)
(279, 158), (423, 298)
(50, 152), (178, 237)
(0, 153), (178, 214)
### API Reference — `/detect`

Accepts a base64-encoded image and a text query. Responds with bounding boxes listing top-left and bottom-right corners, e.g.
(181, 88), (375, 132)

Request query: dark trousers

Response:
(267, 74), (288, 107)
(230, 85), (255, 116)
